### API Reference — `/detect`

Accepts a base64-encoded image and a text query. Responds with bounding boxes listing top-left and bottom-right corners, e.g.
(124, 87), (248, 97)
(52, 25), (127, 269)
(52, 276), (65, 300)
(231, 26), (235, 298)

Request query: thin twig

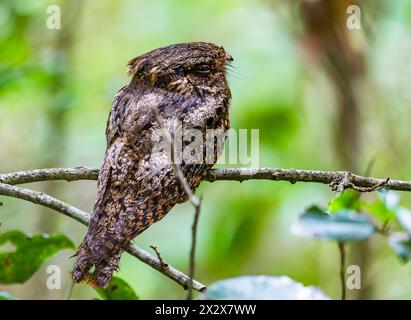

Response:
(65, 280), (75, 300)
(154, 111), (200, 207)
(330, 172), (389, 193)
(0, 182), (206, 292)
(338, 241), (346, 300)
(154, 112), (202, 299)
(150, 245), (168, 269)
(186, 196), (202, 300)
(1, 167), (409, 192)
(354, 177), (390, 192)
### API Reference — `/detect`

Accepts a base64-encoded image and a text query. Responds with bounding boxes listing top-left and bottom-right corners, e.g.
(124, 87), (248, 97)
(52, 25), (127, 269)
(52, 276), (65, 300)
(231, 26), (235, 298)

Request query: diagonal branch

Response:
(0, 182), (206, 292)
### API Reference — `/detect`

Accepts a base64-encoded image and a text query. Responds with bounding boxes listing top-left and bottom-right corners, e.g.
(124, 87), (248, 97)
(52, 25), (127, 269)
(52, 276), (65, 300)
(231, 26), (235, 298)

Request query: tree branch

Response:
(1, 167), (409, 192)
(0, 166), (407, 295)
(0, 182), (206, 292)
(0, 167), (99, 185)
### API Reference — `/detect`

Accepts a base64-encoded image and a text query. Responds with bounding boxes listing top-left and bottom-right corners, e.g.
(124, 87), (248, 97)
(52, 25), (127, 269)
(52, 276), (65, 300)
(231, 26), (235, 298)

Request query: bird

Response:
(72, 42), (233, 288)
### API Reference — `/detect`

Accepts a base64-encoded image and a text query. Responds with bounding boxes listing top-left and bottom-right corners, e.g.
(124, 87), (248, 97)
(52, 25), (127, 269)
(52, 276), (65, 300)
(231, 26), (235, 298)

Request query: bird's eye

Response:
(195, 64), (211, 73)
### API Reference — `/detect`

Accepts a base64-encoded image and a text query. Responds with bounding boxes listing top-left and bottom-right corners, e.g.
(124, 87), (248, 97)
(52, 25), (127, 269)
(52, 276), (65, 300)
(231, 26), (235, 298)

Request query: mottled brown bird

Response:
(72, 42), (233, 287)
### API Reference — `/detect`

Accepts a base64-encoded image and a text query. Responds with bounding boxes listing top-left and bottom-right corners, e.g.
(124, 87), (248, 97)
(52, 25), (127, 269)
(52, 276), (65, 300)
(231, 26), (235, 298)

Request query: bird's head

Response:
(127, 42), (233, 95)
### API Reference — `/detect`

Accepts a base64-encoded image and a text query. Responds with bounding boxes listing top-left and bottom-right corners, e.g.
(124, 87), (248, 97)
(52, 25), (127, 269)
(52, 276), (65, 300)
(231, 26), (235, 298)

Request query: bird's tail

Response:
(72, 237), (123, 288)
(71, 242), (94, 284)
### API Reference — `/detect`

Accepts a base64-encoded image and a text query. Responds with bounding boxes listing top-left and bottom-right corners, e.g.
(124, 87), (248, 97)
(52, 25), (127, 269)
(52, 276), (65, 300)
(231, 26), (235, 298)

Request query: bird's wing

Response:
(91, 85), (150, 228)
(105, 85), (130, 146)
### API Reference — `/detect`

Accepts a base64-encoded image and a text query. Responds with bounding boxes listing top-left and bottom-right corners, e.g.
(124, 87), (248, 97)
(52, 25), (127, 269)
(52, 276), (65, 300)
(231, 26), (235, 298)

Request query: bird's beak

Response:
(225, 53), (234, 62)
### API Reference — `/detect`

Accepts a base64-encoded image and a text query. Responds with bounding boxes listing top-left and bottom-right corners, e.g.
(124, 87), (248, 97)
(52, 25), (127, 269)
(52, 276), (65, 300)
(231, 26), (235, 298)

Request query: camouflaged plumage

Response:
(72, 42), (232, 287)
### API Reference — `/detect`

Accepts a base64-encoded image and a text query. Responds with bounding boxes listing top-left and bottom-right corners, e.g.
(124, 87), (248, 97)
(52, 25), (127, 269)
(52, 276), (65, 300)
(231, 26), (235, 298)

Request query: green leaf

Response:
(388, 233), (411, 262)
(396, 207), (411, 233)
(0, 230), (75, 284)
(95, 276), (139, 300)
(292, 206), (376, 241)
(328, 189), (360, 213)
(366, 191), (398, 224)
(204, 276), (329, 300)
(0, 292), (16, 300)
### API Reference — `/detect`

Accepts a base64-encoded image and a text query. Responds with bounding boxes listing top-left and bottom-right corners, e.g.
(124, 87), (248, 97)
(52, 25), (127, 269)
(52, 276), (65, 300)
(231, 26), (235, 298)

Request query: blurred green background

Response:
(1, 0), (411, 299)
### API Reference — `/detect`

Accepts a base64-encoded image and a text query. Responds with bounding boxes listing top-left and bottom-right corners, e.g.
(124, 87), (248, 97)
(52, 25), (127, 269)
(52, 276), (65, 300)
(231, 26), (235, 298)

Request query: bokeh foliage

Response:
(2, 0), (411, 299)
